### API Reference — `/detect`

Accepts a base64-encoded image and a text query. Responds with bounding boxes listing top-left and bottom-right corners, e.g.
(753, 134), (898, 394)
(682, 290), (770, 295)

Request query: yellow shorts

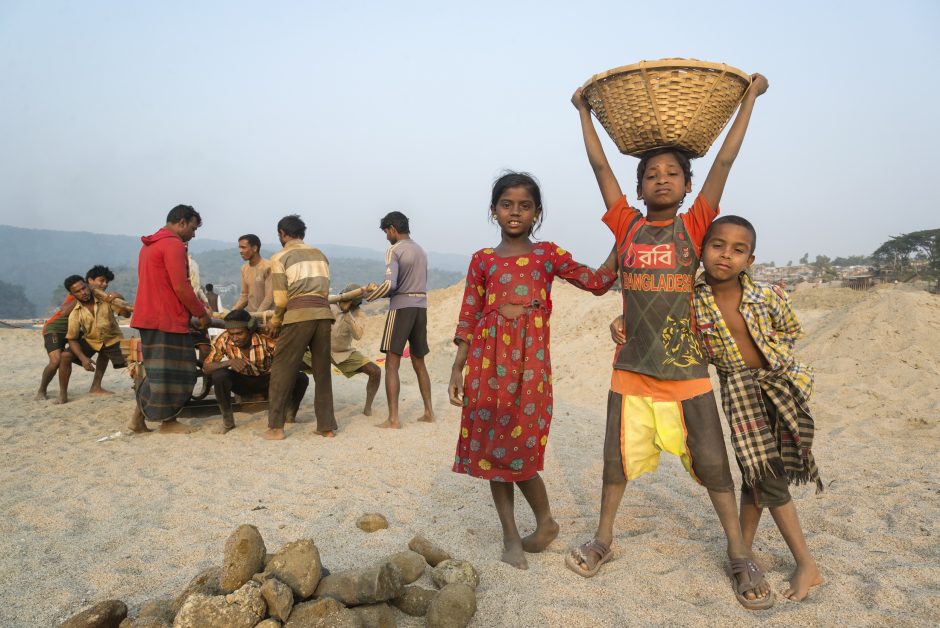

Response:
(603, 371), (733, 491)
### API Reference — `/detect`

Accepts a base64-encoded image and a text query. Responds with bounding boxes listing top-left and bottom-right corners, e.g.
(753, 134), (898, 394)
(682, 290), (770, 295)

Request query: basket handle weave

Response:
(675, 65), (752, 148)
(638, 61), (667, 145)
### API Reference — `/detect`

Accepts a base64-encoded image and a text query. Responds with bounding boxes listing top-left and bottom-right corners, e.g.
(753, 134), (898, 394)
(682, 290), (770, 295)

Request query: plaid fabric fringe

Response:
(136, 329), (197, 421)
(719, 368), (823, 493)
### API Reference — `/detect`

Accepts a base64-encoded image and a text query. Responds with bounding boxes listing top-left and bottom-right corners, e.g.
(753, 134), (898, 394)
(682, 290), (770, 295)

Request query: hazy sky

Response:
(1, 1), (937, 266)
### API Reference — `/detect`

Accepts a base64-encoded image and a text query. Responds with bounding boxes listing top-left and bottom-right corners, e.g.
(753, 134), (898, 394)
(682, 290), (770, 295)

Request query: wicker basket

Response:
(582, 58), (751, 158)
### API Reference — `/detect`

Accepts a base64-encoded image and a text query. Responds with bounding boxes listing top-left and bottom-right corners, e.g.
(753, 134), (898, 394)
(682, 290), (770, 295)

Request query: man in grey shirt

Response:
(367, 211), (434, 428)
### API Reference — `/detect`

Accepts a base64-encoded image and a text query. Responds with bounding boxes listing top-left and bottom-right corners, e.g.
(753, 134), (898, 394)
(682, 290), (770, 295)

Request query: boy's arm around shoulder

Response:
(699, 73), (769, 210)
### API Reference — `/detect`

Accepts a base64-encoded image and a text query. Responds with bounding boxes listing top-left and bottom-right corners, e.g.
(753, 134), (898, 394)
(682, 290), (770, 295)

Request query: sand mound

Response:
(799, 285), (940, 425)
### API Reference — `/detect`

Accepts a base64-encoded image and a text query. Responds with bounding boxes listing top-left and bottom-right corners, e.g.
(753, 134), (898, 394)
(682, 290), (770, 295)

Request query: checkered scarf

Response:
(718, 368), (823, 493)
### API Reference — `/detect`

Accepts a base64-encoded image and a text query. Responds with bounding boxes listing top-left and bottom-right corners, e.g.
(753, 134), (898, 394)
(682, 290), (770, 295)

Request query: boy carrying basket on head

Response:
(568, 72), (775, 610)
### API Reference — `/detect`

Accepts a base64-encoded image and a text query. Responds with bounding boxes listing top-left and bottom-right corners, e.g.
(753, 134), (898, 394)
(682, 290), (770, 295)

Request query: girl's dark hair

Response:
(490, 171), (544, 235)
(636, 147), (693, 190)
(703, 215), (757, 253)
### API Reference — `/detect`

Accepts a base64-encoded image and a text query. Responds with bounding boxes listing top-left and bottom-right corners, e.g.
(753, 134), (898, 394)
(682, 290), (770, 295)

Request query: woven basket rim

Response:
(582, 58), (750, 89)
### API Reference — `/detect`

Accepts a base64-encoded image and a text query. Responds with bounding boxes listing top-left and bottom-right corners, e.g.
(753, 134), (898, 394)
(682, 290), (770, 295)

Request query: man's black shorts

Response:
(72, 339), (127, 369)
(43, 332), (70, 354)
(380, 307), (429, 357)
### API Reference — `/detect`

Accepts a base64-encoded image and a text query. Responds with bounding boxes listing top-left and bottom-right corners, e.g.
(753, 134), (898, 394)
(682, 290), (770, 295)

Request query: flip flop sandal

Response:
(729, 557), (775, 610)
(565, 539), (612, 578)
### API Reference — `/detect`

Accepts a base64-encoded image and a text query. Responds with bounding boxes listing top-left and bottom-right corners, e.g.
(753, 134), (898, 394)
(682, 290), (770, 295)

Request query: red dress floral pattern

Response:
(452, 242), (616, 481)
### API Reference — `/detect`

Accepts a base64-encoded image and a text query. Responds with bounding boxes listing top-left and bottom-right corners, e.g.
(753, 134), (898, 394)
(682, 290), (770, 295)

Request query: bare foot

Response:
(88, 388), (113, 396)
(417, 412), (436, 423)
(501, 538), (528, 570)
(127, 407), (152, 433)
(375, 419), (401, 429)
(262, 428), (286, 440)
(784, 562), (823, 601)
(158, 420), (195, 434)
(34, 391), (48, 401)
(315, 430), (336, 438)
(285, 417), (296, 424)
(213, 424), (235, 435)
(56, 392), (69, 405)
(521, 518), (560, 553)
(363, 406), (372, 416)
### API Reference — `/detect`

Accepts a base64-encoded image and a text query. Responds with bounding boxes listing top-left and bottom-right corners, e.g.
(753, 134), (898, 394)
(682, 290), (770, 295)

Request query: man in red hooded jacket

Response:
(128, 205), (211, 434)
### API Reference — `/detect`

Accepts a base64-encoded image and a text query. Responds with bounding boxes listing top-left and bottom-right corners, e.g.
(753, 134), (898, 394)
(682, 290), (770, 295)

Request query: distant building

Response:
(842, 275), (876, 291)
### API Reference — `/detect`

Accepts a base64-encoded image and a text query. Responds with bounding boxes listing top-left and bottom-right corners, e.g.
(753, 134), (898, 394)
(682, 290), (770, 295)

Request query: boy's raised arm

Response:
(572, 88), (624, 210)
(700, 73), (769, 209)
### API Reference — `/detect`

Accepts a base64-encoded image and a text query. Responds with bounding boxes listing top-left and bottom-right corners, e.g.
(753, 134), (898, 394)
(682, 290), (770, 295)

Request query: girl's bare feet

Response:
(784, 561), (823, 601)
(417, 412), (435, 423)
(376, 419), (401, 429)
(502, 538), (528, 570)
(521, 518), (560, 553)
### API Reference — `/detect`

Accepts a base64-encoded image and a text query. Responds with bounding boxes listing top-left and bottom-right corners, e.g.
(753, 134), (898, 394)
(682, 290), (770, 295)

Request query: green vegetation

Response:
(873, 229), (940, 286)
(0, 280), (35, 318)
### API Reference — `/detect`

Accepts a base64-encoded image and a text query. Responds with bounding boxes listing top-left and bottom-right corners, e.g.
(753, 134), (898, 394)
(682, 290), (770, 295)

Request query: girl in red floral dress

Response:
(448, 172), (617, 569)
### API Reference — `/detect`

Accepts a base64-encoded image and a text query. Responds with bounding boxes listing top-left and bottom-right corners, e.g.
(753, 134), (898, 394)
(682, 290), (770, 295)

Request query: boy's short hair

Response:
(277, 215), (306, 239)
(239, 233), (262, 251)
(205, 284), (214, 292)
(64, 274), (85, 292)
(379, 211), (410, 234)
(85, 265), (115, 282)
(636, 147), (693, 187)
(166, 204), (202, 226)
(703, 215), (758, 253)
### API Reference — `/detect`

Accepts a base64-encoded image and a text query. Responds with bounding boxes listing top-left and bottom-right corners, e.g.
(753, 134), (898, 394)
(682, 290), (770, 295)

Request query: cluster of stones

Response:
(60, 517), (479, 628)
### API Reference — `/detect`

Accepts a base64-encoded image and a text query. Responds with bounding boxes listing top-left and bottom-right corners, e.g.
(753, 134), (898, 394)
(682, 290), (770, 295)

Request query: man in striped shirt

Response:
(264, 214), (334, 440)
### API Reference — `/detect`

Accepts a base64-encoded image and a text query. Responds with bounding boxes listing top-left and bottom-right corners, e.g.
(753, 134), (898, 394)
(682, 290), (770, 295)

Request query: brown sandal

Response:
(729, 557), (775, 610)
(565, 539), (612, 577)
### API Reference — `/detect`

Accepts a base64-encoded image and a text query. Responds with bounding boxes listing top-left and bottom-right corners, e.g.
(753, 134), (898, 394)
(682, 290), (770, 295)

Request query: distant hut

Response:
(842, 275), (875, 291)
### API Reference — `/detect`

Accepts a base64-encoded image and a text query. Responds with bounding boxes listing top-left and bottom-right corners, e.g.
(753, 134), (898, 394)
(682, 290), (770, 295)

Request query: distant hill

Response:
(0, 225), (466, 317)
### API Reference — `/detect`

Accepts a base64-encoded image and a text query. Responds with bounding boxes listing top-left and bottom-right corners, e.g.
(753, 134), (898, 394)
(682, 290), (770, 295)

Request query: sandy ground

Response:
(1, 282), (938, 626)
